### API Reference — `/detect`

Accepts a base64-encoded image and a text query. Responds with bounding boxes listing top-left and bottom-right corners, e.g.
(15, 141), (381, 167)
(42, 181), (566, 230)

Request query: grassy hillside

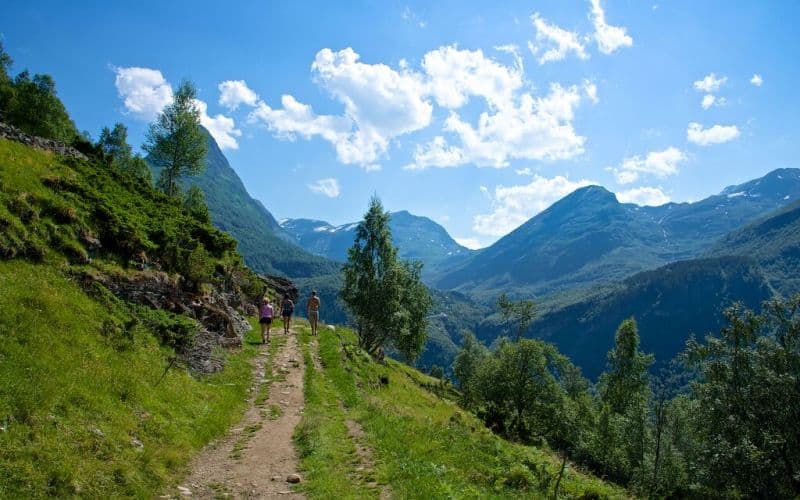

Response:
(0, 137), (269, 496)
(294, 322), (626, 499)
(0, 260), (262, 497)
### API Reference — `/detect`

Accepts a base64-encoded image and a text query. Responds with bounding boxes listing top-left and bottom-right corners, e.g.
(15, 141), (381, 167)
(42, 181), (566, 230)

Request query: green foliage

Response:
(0, 69), (78, 143)
(97, 123), (151, 184)
(295, 322), (626, 499)
(144, 80), (207, 198)
(341, 196), (432, 361)
(453, 330), (489, 407)
(183, 185), (210, 223)
(497, 293), (536, 341)
(683, 296), (800, 498)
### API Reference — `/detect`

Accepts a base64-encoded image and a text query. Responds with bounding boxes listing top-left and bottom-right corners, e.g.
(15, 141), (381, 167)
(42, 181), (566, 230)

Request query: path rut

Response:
(172, 330), (306, 499)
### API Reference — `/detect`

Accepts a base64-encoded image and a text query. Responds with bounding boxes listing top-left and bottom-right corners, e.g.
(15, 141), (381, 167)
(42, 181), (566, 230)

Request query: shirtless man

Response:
(306, 290), (321, 335)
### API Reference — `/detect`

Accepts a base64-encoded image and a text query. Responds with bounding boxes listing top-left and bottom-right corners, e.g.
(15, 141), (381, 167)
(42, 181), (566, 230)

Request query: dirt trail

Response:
(172, 330), (306, 499)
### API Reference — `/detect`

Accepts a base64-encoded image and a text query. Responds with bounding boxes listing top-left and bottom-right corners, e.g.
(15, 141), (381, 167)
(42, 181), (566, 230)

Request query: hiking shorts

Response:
(308, 310), (319, 323)
(259, 317), (272, 325)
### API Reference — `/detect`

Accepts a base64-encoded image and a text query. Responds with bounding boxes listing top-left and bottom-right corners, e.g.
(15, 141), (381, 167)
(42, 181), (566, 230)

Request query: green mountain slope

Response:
(0, 136), (268, 497)
(521, 256), (773, 380)
(294, 321), (625, 498)
(437, 169), (800, 300)
(150, 129), (340, 278)
(708, 199), (800, 295)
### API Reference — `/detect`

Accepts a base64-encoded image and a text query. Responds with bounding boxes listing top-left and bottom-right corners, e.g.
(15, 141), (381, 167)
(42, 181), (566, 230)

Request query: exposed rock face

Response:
(0, 121), (89, 161)
(78, 267), (252, 372)
(259, 274), (299, 303)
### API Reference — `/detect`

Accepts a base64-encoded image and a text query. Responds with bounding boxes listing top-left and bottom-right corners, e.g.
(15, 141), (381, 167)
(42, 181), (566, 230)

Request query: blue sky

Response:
(4, 1), (799, 248)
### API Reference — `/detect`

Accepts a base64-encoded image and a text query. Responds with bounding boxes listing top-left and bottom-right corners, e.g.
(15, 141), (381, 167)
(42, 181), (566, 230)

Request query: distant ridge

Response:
(435, 168), (800, 299)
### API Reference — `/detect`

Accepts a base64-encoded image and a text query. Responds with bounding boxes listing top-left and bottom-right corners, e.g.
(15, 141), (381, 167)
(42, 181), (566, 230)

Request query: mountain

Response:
(520, 256), (773, 380)
(150, 129), (340, 278)
(436, 169), (800, 299)
(281, 210), (472, 274)
(707, 198), (800, 296)
(475, 195), (800, 380)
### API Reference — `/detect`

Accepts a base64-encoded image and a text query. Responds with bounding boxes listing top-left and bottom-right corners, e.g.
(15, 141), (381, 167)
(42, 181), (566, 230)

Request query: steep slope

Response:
(437, 169), (800, 299)
(437, 186), (669, 297)
(0, 135), (268, 497)
(519, 256), (773, 380)
(151, 129), (340, 278)
(708, 198), (800, 295)
(281, 210), (472, 274)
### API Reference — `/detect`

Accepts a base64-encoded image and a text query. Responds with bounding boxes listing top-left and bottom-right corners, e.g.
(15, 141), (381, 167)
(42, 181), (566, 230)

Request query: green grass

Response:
(0, 260), (261, 497)
(294, 323), (375, 499)
(296, 324), (629, 499)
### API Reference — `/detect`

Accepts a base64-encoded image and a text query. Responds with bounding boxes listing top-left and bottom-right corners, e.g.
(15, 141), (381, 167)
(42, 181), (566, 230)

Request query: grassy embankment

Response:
(294, 322), (627, 499)
(0, 138), (269, 496)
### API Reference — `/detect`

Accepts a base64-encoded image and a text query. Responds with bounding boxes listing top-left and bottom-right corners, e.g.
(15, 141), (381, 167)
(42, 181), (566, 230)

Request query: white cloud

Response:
(430, 83), (587, 169)
(701, 94), (716, 110)
(608, 146), (686, 184)
(194, 99), (241, 150)
(528, 13), (588, 64)
(589, 0), (633, 54)
(616, 186), (670, 206)
(750, 73), (763, 87)
(114, 67), (173, 120)
(693, 73), (727, 93)
(422, 45), (522, 110)
(218, 80), (259, 110)
(454, 236), (485, 250)
(404, 136), (464, 170)
(473, 175), (596, 236)
(308, 178), (340, 198)
(515, 167), (533, 176)
(312, 48), (432, 162)
(687, 122), (740, 146)
(583, 79), (599, 104)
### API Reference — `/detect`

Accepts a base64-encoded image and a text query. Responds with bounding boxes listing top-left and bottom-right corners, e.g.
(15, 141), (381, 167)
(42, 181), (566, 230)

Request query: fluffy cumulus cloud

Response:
(308, 178), (341, 198)
(473, 175), (596, 236)
(193, 99), (242, 150)
(701, 94), (716, 110)
(528, 13), (588, 64)
(687, 122), (740, 146)
(114, 67), (173, 120)
(250, 48), (431, 169)
(248, 44), (595, 171)
(422, 45), (522, 110)
(750, 74), (763, 87)
(616, 186), (670, 206)
(693, 73), (727, 93)
(608, 146), (686, 184)
(218, 80), (259, 110)
(412, 81), (588, 169)
(589, 0), (633, 54)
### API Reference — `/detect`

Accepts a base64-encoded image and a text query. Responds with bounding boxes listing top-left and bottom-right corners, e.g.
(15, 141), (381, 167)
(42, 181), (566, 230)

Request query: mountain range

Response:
(435, 168), (800, 299)
(183, 130), (800, 377)
(280, 210), (472, 276)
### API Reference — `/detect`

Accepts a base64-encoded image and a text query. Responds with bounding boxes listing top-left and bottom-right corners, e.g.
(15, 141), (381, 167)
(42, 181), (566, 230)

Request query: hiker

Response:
(259, 297), (274, 344)
(306, 290), (321, 335)
(281, 294), (294, 334)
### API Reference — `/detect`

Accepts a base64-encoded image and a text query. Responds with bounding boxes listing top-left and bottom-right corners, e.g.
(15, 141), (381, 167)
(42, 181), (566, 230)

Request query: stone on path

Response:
(286, 473), (302, 484)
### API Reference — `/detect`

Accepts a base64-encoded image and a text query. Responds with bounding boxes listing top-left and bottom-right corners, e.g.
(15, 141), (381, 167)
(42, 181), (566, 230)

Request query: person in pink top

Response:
(259, 297), (274, 344)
